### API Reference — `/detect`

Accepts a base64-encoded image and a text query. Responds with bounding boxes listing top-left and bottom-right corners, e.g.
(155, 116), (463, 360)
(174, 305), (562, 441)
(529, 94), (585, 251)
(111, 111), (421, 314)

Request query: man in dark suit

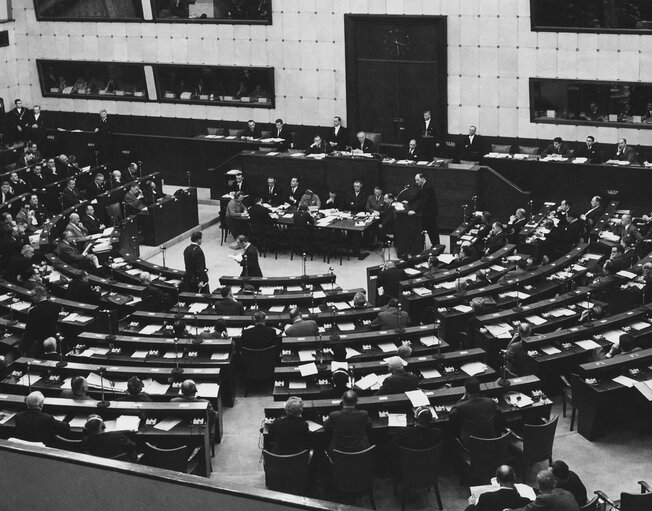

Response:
(286, 177), (303, 207)
(9, 172), (29, 196)
(230, 171), (251, 196)
(574, 135), (603, 163)
(66, 270), (101, 305)
(403, 139), (422, 161)
(249, 196), (277, 225)
(214, 286), (245, 315)
(397, 407), (442, 449)
(512, 470), (580, 511)
(580, 195), (603, 233)
(14, 391), (70, 445)
(8, 99), (29, 144)
(240, 119), (262, 139)
(482, 222), (508, 256)
(273, 118), (293, 150)
(450, 378), (504, 446)
(327, 116), (348, 151)
(376, 356), (419, 395)
(81, 415), (138, 460)
(123, 183), (146, 215)
(408, 172), (439, 246)
(377, 261), (407, 303)
(27, 105), (48, 145)
(324, 390), (371, 452)
(267, 396), (310, 455)
(85, 172), (106, 200)
(615, 137), (638, 163)
(61, 177), (81, 209)
(137, 271), (173, 312)
(18, 286), (62, 358)
(80, 204), (104, 235)
(365, 186), (386, 213)
(507, 208), (528, 242)
(28, 164), (47, 191)
(466, 465), (531, 511)
(183, 231), (209, 293)
(284, 308), (318, 337)
(28, 193), (48, 226)
(142, 180), (162, 206)
(458, 125), (483, 161)
(261, 177), (284, 206)
(420, 109), (441, 159)
(323, 190), (345, 210)
(123, 163), (138, 183)
(353, 131), (374, 153)
(235, 235), (262, 277)
(369, 298), (410, 330)
(0, 180), (14, 204)
(551, 460), (587, 507)
(94, 109), (113, 134)
(44, 157), (60, 183)
(5, 244), (35, 284)
(540, 137), (571, 157)
(239, 311), (280, 350)
(305, 134), (329, 155)
(346, 180), (366, 213)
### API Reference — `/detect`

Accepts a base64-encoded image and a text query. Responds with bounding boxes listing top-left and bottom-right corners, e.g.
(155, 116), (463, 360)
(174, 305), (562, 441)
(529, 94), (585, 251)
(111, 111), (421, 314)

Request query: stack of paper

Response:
(405, 389), (430, 407)
(420, 335), (440, 347)
(153, 417), (183, 431)
(115, 415), (141, 431)
(575, 339), (602, 350)
(387, 413), (407, 427)
(188, 302), (209, 313)
(298, 362), (318, 377)
(461, 362), (486, 376)
(139, 324), (162, 335)
(355, 373), (379, 390)
(298, 350), (316, 362)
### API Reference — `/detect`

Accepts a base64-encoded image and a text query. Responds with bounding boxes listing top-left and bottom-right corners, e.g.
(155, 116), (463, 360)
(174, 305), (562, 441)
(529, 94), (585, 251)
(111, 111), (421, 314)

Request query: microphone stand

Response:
(396, 184), (410, 202)
(243, 254), (249, 279)
(395, 301), (405, 334)
(317, 330), (323, 365)
(496, 351), (511, 387)
(302, 253), (307, 278)
(329, 266), (335, 291)
(513, 281), (523, 312)
(472, 195), (478, 213)
(161, 246), (167, 268)
(138, 160), (143, 179)
(26, 362), (32, 393)
(529, 199), (534, 220)
(192, 313), (202, 344)
(329, 306), (339, 340)
(97, 367), (110, 408)
(186, 171), (191, 188)
(253, 289), (259, 313)
(171, 338), (184, 377)
(105, 310), (116, 342)
(462, 203), (468, 222)
(55, 334), (67, 368)
(7, 292), (17, 325)
(583, 292), (594, 327)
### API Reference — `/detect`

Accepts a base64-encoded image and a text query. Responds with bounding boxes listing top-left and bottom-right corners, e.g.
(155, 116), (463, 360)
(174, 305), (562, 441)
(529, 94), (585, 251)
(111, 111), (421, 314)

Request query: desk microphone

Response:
(97, 367), (110, 408)
(192, 313), (202, 345)
(26, 361), (32, 393)
(171, 338), (184, 377)
(496, 350), (511, 387)
(55, 333), (67, 368)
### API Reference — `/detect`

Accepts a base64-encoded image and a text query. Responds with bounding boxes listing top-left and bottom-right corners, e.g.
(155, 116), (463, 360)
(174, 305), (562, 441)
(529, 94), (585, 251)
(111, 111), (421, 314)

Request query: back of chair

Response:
(52, 434), (84, 453)
(261, 130), (273, 139)
(518, 145), (540, 155)
(579, 495), (599, 511)
(491, 143), (512, 154)
(523, 416), (558, 463)
(240, 345), (279, 380)
(366, 132), (382, 153)
(142, 442), (188, 472)
(331, 446), (376, 493)
(398, 443), (443, 489)
(207, 127), (227, 136)
(620, 491), (652, 511)
(468, 432), (512, 484)
(262, 449), (310, 496)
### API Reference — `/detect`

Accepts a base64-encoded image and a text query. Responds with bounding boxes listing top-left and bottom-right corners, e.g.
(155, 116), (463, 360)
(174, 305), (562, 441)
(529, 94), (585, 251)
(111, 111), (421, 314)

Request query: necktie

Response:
(269, 187), (273, 194)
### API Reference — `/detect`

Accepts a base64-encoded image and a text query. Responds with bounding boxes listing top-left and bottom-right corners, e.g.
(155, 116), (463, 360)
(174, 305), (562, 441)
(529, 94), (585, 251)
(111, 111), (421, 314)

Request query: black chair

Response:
(330, 445), (376, 509)
(396, 443), (444, 510)
(457, 431), (515, 485)
(596, 481), (652, 511)
(560, 375), (577, 431)
(141, 442), (202, 475)
(510, 416), (558, 477)
(240, 345), (279, 396)
(579, 495), (600, 511)
(262, 449), (311, 496)
(52, 434), (84, 453)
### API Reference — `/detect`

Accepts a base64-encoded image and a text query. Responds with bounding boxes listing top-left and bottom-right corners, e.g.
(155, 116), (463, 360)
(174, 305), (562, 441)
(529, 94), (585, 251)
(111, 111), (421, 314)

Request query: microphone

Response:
(97, 367), (110, 408)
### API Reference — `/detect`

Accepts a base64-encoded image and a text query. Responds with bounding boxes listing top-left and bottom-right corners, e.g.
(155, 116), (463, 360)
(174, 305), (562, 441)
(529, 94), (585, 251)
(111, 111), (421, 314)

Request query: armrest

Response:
(455, 437), (470, 455)
(595, 490), (619, 509)
(560, 374), (570, 387)
(187, 446), (201, 464)
(639, 481), (651, 493)
(507, 428), (523, 441)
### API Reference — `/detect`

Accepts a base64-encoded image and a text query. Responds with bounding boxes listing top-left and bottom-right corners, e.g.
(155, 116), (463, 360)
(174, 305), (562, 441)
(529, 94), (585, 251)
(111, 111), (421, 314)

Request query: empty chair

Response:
(396, 443), (444, 510)
(511, 416), (559, 476)
(141, 442), (202, 475)
(240, 345), (279, 396)
(206, 127), (228, 136)
(457, 431), (515, 485)
(560, 375), (577, 431)
(596, 481), (652, 511)
(330, 445), (376, 509)
(262, 449), (311, 496)
(52, 434), (84, 453)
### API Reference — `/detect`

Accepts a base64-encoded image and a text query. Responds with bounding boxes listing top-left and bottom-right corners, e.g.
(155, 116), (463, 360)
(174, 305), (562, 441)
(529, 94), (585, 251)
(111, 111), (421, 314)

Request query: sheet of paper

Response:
(268, 305), (285, 313)
(288, 380), (307, 389)
(211, 352), (229, 360)
(305, 420), (323, 432)
(575, 339), (602, 350)
(413, 287), (432, 296)
(188, 302), (209, 314)
(115, 415), (141, 431)
(131, 350), (148, 358)
(333, 302), (349, 311)
(541, 346), (561, 355)
(613, 375), (637, 388)
(421, 368), (442, 379)
(629, 321), (650, 331)
(438, 253), (455, 264)
(298, 362), (318, 377)
(634, 381), (652, 401)
(142, 379), (170, 394)
(196, 383), (219, 398)
(345, 347), (361, 359)
(331, 361), (349, 372)
(68, 415), (88, 428)
(617, 270), (637, 279)
(0, 411), (17, 425)
(139, 324), (162, 335)
(298, 350), (315, 362)
(338, 322), (355, 331)
(17, 374), (41, 386)
(461, 362), (487, 376)
(226, 327), (242, 337)
(378, 342), (397, 353)
(387, 413), (407, 427)
(355, 373), (378, 390)
(313, 291), (326, 299)
(153, 417), (183, 431)
(453, 304), (473, 313)
(286, 286), (303, 292)
(526, 315), (546, 326)
(602, 330), (625, 344)
(420, 335), (440, 347)
(403, 268), (421, 276)
(405, 389), (430, 407)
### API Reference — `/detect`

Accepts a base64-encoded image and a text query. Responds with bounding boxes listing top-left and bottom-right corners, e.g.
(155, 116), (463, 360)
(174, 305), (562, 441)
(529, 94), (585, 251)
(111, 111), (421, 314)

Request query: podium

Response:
(394, 210), (424, 258)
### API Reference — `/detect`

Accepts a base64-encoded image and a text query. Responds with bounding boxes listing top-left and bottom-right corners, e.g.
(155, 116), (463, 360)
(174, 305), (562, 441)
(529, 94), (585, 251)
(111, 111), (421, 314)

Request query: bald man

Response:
(375, 356), (420, 395)
(64, 212), (89, 241)
(324, 390), (371, 452)
(14, 391), (70, 444)
(466, 465), (531, 511)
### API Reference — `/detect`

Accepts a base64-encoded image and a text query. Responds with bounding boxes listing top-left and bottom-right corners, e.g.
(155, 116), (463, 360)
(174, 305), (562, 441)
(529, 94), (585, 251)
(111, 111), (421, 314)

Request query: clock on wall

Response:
(383, 27), (411, 57)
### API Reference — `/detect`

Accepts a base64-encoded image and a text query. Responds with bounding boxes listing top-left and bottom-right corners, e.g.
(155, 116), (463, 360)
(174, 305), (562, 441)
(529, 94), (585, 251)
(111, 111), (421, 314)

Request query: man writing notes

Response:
(408, 173), (439, 246)
(328, 116), (348, 151)
(540, 137), (571, 157)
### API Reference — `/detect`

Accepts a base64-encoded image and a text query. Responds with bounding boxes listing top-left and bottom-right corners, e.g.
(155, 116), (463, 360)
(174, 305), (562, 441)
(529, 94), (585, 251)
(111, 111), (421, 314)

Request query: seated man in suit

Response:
(377, 261), (407, 303)
(28, 164), (47, 191)
(369, 298), (410, 330)
(139, 272), (174, 312)
(85, 172), (105, 199)
(284, 307), (318, 337)
(240, 119), (262, 139)
(580, 195), (603, 233)
(551, 460), (587, 507)
(376, 356), (420, 395)
(171, 379), (218, 442)
(293, 203), (315, 228)
(465, 465), (531, 511)
(142, 179), (163, 206)
(1, 180), (14, 204)
(60, 376), (95, 401)
(322, 190), (345, 210)
(267, 396), (310, 455)
(616, 214), (643, 248)
(64, 212), (90, 242)
(4, 244), (35, 284)
(511, 469), (580, 511)
(403, 139), (421, 161)
(124, 183), (146, 215)
(214, 286), (245, 316)
(80, 204), (104, 235)
(42, 337), (59, 361)
(272, 118), (293, 150)
(614, 138), (638, 163)
(118, 376), (153, 403)
(57, 230), (101, 270)
(324, 390), (371, 452)
(482, 222), (507, 256)
(397, 407), (442, 449)
(82, 415), (138, 460)
(305, 134), (329, 155)
(449, 377), (504, 446)
(365, 186), (386, 214)
(346, 180), (366, 213)
(14, 391), (70, 445)
(574, 135), (603, 163)
(66, 270), (101, 305)
(9, 172), (29, 197)
(353, 131), (374, 154)
(540, 137), (571, 157)
(261, 177), (284, 206)
(249, 196), (277, 225)
(230, 171), (251, 196)
(239, 311), (280, 350)
(458, 125), (483, 161)
(286, 177), (303, 207)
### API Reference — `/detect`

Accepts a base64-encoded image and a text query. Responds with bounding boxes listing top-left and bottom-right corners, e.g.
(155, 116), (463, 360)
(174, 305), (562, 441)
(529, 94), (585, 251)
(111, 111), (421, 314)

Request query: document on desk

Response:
(634, 380), (652, 401)
(413, 287), (432, 296)
(153, 417), (183, 431)
(332, 302), (349, 311)
(163, 352), (177, 359)
(617, 270), (637, 280)
(526, 315), (546, 326)
(355, 373), (379, 390)
(453, 304), (473, 313)
(68, 415), (89, 428)
(387, 413), (407, 427)
(420, 335), (440, 347)
(378, 342), (397, 353)
(403, 268), (421, 276)
(331, 361), (349, 372)
(575, 339), (602, 350)
(305, 420), (324, 432)
(289, 380), (307, 389)
(629, 321), (650, 331)
(259, 286), (276, 294)
(612, 375), (637, 388)
(345, 347), (361, 359)
(338, 322), (355, 331)
(405, 389), (430, 407)
(12, 301), (31, 311)
(602, 330), (625, 344)
(461, 362), (487, 376)
(286, 286), (303, 292)
(471, 483), (536, 501)
(421, 368), (442, 379)
(211, 352), (229, 361)
(131, 350), (149, 358)
(485, 323), (512, 338)
(226, 327), (242, 338)
(115, 415), (141, 432)
(438, 253), (455, 264)
(298, 362), (318, 377)
(139, 324), (162, 335)
(17, 374), (41, 386)
(541, 346), (561, 355)
(188, 302), (209, 314)
(298, 350), (315, 362)
(268, 305), (285, 313)
(313, 291), (326, 299)
(142, 379), (170, 394)
(196, 383), (219, 398)
(0, 410), (17, 425)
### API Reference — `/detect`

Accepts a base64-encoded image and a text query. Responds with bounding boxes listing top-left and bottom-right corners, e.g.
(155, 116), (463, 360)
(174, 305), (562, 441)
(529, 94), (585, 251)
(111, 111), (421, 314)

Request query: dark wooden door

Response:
(345, 15), (447, 146)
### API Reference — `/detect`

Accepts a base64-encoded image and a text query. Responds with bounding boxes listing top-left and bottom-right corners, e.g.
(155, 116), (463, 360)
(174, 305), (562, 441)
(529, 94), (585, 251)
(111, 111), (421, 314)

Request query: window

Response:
(152, 64), (275, 108)
(530, 78), (652, 129)
(531, 0), (652, 33)
(37, 60), (149, 101)
(150, 0), (271, 23)
(33, 0), (142, 20)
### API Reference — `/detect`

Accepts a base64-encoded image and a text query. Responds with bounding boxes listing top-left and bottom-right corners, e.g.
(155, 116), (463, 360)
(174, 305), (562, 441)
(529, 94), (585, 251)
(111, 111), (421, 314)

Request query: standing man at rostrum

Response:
(408, 172), (439, 246)
(183, 231), (209, 293)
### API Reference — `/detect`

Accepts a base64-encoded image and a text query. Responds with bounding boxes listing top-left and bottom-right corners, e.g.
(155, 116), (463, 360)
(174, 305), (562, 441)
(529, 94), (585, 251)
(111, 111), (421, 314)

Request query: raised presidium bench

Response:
(272, 347), (493, 401)
(571, 347), (652, 441)
(0, 357), (222, 451)
(263, 375), (551, 449)
(0, 393), (213, 476)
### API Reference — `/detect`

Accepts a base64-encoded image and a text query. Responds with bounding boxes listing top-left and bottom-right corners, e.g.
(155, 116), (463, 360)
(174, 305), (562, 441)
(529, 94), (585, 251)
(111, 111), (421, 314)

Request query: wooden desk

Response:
(138, 188), (199, 246)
